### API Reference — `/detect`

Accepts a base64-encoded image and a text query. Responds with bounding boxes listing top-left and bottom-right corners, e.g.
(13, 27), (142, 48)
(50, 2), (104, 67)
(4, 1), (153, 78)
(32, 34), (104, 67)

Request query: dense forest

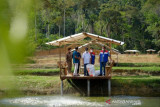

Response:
(29, 0), (160, 53)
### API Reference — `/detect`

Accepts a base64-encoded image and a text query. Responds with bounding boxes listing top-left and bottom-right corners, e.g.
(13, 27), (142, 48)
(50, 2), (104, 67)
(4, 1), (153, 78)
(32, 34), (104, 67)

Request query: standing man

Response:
(82, 47), (91, 76)
(72, 47), (79, 76)
(99, 46), (112, 76)
(77, 50), (81, 75)
(66, 48), (72, 74)
(90, 47), (95, 65)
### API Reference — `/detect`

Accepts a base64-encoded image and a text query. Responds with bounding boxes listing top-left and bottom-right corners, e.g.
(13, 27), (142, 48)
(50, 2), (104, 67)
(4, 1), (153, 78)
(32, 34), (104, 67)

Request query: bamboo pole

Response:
(108, 79), (111, 96)
(59, 42), (62, 78)
(64, 45), (66, 55)
(87, 79), (90, 96)
(61, 80), (63, 96)
(109, 42), (112, 58)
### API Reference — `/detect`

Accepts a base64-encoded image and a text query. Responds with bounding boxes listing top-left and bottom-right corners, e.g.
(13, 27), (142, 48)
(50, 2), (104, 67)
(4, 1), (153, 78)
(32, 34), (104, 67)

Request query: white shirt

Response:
(82, 51), (91, 64)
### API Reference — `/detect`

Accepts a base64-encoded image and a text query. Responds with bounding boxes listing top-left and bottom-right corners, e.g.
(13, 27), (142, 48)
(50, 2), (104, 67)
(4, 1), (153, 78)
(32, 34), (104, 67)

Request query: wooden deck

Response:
(60, 74), (111, 80)
(60, 74), (112, 96)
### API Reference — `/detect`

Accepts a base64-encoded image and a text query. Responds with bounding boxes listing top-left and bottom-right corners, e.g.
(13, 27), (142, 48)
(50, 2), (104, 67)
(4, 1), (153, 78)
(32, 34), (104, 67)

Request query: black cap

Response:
(85, 47), (88, 51)
(75, 47), (78, 50)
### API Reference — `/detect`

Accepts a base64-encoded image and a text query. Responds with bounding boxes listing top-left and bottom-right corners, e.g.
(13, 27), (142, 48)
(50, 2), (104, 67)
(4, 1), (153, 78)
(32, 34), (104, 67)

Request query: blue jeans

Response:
(84, 64), (89, 76)
(100, 62), (106, 76)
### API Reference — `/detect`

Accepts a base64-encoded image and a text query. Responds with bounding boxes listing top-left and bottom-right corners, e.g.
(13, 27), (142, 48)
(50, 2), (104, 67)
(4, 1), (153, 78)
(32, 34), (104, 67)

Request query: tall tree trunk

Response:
(100, 22), (103, 35)
(76, 11), (80, 33)
(106, 24), (111, 38)
(64, 7), (65, 37)
(48, 24), (50, 38)
(59, 25), (61, 37)
(122, 30), (124, 51)
(91, 23), (94, 33)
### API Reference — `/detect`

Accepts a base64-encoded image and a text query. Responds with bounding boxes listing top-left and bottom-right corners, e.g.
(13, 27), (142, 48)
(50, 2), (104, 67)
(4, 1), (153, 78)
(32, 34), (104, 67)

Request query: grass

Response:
(112, 76), (160, 89)
(15, 75), (60, 89)
(0, 75), (159, 95)
(94, 66), (160, 72)
(13, 67), (76, 75)
(13, 66), (160, 76)
(112, 75), (160, 79)
(116, 63), (160, 67)
(112, 67), (160, 72)
(0, 75), (74, 95)
(31, 54), (160, 67)
(13, 69), (60, 75)
(117, 54), (160, 63)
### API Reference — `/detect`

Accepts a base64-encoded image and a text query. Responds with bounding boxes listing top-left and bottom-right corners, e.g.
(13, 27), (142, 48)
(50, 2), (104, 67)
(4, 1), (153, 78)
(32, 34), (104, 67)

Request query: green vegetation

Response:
(0, 75), (75, 95)
(112, 76), (160, 89)
(112, 76), (160, 79)
(94, 66), (160, 72)
(116, 63), (160, 67)
(1, 0), (160, 98)
(15, 75), (60, 91)
(112, 67), (160, 72)
(28, 0), (160, 52)
(13, 69), (59, 75)
(0, 75), (159, 96)
(14, 66), (160, 76)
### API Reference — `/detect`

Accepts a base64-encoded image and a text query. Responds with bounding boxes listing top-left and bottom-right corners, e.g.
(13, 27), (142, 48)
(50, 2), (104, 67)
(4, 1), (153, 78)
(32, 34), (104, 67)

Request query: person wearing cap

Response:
(82, 47), (91, 76)
(66, 48), (72, 74)
(99, 46), (112, 76)
(90, 47), (95, 65)
(72, 47), (80, 76)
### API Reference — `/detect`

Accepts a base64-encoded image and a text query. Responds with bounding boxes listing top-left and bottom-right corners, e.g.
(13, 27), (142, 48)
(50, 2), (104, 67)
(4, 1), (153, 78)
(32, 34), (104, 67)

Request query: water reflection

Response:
(0, 96), (160, 107)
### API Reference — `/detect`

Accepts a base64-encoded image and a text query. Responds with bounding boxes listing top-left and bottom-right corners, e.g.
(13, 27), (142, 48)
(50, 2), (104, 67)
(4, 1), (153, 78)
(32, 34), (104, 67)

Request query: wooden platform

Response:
(60, 74), (111, 80)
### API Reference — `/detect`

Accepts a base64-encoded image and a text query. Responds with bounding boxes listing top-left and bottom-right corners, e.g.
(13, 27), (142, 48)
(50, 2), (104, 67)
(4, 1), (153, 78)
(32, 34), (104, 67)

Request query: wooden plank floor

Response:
(60, 74), (111, 80)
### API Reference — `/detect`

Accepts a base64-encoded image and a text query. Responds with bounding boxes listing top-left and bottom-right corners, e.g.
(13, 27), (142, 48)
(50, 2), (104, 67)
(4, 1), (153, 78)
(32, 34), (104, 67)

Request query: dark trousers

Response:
(77, 62), (80, 74)
(100, 62), (106, 76)
(84, 64), (89, 76)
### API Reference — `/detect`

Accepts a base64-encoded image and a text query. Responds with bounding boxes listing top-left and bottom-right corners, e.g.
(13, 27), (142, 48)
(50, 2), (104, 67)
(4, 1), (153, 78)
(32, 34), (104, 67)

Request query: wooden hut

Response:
(46, 32), (124, 96)
(146, 49), (156, 54)
(124, 50), (140, 55)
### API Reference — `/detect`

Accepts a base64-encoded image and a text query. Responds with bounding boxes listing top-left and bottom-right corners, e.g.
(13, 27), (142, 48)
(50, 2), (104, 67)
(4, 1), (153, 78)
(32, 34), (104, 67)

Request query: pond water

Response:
(0, 95), (159, 107)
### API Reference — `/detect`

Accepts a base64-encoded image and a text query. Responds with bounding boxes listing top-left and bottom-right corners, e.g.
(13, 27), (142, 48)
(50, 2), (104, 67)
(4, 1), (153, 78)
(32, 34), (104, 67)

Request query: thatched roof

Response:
(124, 50), (140, 53)
(146, 49), (156, 52)
(46, 32), (124, 46)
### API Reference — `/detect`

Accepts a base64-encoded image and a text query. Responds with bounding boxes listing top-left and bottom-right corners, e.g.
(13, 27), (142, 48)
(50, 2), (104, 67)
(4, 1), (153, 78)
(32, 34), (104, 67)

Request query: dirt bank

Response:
(1, 76), (159, 97)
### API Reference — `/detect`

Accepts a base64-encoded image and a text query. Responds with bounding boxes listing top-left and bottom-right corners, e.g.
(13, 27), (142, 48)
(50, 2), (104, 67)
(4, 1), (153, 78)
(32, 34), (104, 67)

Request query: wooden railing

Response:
(105, 60), (114, 77)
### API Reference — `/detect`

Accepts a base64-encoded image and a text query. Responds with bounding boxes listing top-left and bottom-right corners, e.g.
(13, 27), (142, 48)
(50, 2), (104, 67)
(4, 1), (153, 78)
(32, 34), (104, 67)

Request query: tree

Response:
(99, 9), (122, 38)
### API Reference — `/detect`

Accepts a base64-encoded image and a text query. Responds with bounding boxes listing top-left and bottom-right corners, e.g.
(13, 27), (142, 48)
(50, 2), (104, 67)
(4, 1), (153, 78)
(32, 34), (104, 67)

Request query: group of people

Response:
(66, 46), (111, 76)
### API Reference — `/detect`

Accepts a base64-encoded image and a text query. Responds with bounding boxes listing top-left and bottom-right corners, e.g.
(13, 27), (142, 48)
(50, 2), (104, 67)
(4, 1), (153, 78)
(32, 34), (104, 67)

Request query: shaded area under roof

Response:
(71, 41), (121, 54)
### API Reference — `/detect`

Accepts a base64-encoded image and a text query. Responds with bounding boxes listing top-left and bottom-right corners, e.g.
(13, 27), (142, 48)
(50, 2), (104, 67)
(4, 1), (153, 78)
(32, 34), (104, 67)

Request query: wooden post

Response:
(64, 44), (66, 55)
(109, 42), (112, 58)
(117, 54), (118, 66)
(61, 80), (63, 96)
(59, 43), (62, 77)
(108, 79), (111, 96)
(87, 79), (90, 96)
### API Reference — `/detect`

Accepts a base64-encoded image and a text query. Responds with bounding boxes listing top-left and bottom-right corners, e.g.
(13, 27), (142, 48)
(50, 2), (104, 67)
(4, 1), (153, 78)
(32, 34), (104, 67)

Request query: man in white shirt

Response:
(82, 47), (91, 76)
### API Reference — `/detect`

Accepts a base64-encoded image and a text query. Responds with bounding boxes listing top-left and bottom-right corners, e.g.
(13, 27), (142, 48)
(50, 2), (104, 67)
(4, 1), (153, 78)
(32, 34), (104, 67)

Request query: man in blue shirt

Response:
(99, 46), (112, 76)
(72, 47), (80, 76)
